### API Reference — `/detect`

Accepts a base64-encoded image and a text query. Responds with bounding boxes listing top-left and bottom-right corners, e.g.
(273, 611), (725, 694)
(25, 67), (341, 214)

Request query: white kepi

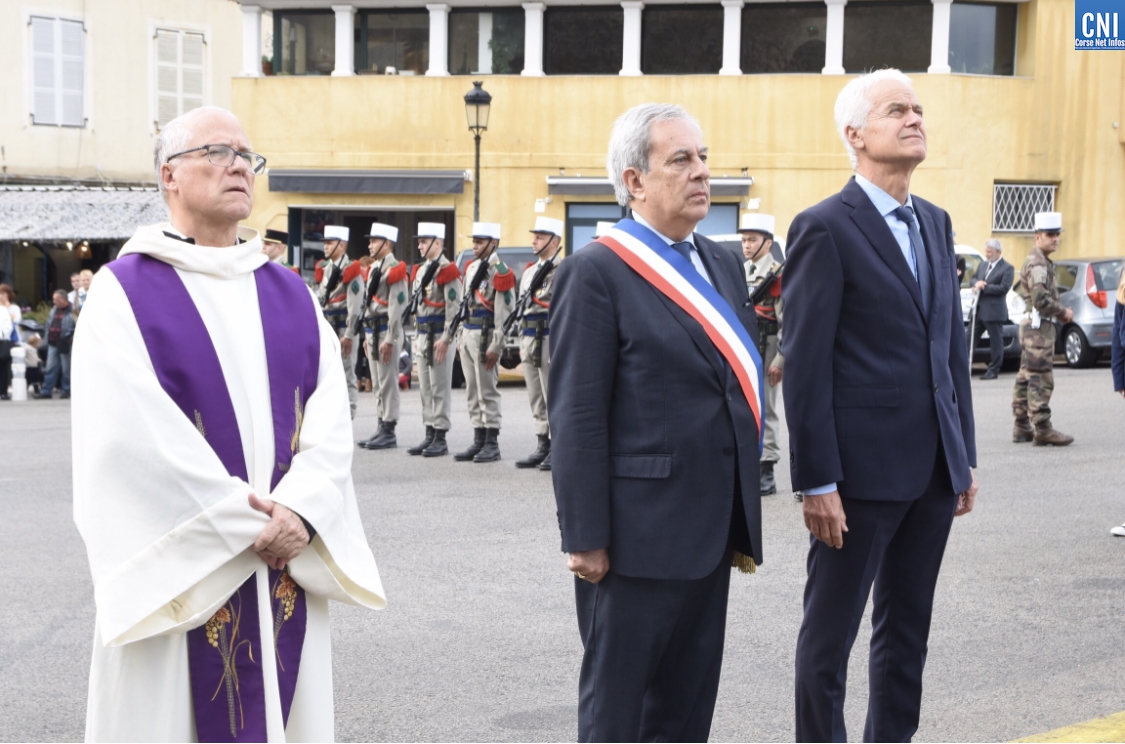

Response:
(416, 222), (446, 240)
(472, 222), (502, 240)
(530, 217), (564, 236)
(1034, 212), (1063, 232)
(738, 213), (776, 237)
(365, 223), (399, 242)
(324, 225), (350, 242)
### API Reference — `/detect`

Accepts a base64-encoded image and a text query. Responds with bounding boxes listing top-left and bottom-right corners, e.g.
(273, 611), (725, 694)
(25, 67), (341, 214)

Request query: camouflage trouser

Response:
(1012, 321), (1055, 426)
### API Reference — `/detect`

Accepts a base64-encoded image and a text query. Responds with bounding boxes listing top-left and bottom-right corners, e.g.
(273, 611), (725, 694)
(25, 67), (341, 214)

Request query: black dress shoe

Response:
(59, 391), (70, 399)
(34, 392), (53, 400)
(981, 370), (999, 380)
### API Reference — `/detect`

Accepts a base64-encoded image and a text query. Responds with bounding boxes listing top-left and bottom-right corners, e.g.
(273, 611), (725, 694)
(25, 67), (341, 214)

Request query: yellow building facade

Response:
(235, 0), (1122, 271)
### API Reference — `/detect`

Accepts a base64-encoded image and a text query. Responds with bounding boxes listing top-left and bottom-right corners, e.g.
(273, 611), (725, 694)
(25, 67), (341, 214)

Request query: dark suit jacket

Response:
(549, 231), (762, 580)
(782, 178), (976, 502)
(971, 257), (1014, 322)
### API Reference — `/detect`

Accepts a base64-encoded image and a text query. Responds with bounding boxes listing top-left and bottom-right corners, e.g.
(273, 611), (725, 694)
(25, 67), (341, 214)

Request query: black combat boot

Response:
(367, 420), (397, 450)
(358, 420), (384, 449)
(516, 435), (550, 469)
(760, 460), (778, 496)
(473, 428), (501, 463)
(407, 426), (435, 456)
(455, 427), (486, 461)
(538, 450), (552, 471)
(422, 428), (448, 457)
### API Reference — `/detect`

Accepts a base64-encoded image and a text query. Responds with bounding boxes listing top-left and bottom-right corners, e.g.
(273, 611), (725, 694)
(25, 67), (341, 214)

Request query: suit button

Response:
(933, 384), (939, 392)
(726, 393), (732, 402)
(723, 446), (734, 455)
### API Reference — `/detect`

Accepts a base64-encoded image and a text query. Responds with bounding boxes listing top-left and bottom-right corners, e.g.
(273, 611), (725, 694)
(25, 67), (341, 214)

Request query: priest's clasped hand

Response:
(249, 493), (310, 570)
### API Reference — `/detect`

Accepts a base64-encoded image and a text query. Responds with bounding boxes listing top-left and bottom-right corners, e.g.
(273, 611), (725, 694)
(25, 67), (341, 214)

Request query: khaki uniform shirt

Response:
(315, 255), (357, 339)
(413, 256), (463, 347)
(746, 253), (784, 367)
(348, 254), (408, 342)
(461, 254), (516, 356)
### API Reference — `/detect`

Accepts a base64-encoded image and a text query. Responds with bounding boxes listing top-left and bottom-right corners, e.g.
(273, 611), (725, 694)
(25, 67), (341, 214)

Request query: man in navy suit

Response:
(782, 69), (979, 742)
(549, 103), (762, 742)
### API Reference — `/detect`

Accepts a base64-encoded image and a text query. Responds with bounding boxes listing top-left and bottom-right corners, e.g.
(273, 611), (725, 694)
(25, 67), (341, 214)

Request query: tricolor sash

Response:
(107, 254), (320, 742)
(595, 218), (765, 446)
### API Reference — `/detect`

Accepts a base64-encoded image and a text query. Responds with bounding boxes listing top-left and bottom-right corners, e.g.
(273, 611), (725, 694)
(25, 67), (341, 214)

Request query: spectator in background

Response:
(2, 283), (22, 341)
(77, 269), (94, 311)
(1111, 268), (1125, 536)
(23, 333), (43, 391)
(35, 290), (75, 399)
(0, 284), (15, 400)
(67, 272), (81, 305)
(972, 239), (1015, 380)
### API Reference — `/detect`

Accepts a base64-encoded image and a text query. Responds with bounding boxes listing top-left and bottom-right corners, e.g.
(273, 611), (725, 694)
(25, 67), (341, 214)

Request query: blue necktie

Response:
(670, 241), (694, 263)
(893, 206), (932, 315)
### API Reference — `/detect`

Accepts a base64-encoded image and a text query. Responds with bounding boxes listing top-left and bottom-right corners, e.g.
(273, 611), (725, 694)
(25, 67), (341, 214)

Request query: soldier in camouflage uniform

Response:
(454, 222), (516, 464)
(739, 213), (786, 495)
(406, 222), (463, 457)
(315, 225), (363, 419)
(1013, 212), (1074, 445)
(354, 223), (410, 450)
(514, 216), (564, 471)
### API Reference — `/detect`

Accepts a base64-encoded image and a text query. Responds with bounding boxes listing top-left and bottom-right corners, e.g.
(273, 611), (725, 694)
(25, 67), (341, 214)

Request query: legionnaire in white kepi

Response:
(354, 223), (410, 450)
(739, 213), (786, 497)
(315, 225), (363, 419)
(454, 222), (516, 463)
(511, 216), (564, 470)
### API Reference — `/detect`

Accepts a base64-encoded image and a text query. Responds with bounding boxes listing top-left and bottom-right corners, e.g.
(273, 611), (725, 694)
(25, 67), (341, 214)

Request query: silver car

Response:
(1049, 258), (1124, 367)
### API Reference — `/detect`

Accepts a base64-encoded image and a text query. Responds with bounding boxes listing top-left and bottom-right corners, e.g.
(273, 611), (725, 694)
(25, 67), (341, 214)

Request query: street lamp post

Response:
(463, 81), (492, 222)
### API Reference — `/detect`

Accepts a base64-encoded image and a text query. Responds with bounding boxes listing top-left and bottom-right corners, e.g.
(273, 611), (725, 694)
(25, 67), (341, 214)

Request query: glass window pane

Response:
(277, 12), (335, 75)
(365, 12), (429, 75)
(449, 10), (525, 74)
(545, 7), (624, 74)
(741, 3), (827, 73)
(949, 2), (1016, 75)
(843, 1), (932, 73)
(696, 204), (739, 236)
(568, 204), (625, 219)
(642, 5), (724, 74)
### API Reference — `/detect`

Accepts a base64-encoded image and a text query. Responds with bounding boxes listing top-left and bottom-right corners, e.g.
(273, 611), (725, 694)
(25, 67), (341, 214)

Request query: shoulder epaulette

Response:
(525, 260), (537, 270)
(342, 262), (363, 283)
(436, 263), (462, 285)
(769, 277), (782, 298)
(492, 264), (516, 292)
(386, 262), (408, 285)
(314, 263), (325, 284)
(410, 264), (420, 283)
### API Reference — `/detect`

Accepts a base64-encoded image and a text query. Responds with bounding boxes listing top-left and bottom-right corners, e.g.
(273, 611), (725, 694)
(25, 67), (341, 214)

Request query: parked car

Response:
(1046, 258), (1124, 367)
(956, 244), (1024, 368)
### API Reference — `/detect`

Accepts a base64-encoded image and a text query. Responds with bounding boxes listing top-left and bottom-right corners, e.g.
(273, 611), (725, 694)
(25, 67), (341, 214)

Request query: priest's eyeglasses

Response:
(165, 144), (267, 175)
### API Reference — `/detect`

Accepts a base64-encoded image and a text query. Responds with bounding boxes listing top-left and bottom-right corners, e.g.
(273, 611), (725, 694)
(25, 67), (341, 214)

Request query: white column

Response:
(928, 0), (952, 73)
(521, 2), (545, 76)
(822, 0), (846, 75)
(620, 1), (644, 76)
(719, 0), (744, 75)
(478, 12), (493, 74)
(426, 4), (450, 76)
(331, 5), (355, 76)
(241, 4), (263, 77)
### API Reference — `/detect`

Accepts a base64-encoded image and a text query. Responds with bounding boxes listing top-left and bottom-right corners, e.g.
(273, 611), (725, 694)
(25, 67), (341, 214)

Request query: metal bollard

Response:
(9, 346), (27, 401)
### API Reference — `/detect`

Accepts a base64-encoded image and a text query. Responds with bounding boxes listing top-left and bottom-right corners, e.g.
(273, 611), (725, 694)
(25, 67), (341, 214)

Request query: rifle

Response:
(749, 261), (784, 307)
(351, 262), (384, 338)
(502, 258), (556, 340)
(401, 259), (442, 323)
(448, 253), (494, 339)
(320, 259), (343, 309)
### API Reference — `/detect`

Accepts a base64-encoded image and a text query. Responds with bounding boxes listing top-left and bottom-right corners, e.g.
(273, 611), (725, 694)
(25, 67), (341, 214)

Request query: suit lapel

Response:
(915, 201), (947, 324)
(843, 180), (927, 320)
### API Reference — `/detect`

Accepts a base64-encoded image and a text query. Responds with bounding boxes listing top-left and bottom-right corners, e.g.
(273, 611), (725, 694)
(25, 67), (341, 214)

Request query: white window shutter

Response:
(181, 33), (205, 115)
(155, 30), (180, 128)
(59, 19), (85, 126)
(31, 17), (57, 125)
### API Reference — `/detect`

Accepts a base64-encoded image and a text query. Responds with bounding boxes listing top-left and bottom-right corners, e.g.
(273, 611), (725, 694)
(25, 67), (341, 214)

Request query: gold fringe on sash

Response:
(732, 551), (757, 574)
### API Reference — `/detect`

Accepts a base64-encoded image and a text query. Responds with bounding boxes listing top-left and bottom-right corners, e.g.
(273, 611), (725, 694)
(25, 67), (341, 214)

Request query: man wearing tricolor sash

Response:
(549, 103), (764, 742)
(72, 107), (385, 742)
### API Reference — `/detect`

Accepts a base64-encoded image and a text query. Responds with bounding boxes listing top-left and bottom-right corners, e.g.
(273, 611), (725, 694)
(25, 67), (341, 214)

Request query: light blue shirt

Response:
(854, 173), (919, 279)
(633, 212), (713, 286)
(804, 176), (919, 499)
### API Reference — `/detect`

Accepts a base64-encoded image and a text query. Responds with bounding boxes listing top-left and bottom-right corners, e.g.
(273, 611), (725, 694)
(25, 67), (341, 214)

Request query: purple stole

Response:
(106, 253), (321, 742)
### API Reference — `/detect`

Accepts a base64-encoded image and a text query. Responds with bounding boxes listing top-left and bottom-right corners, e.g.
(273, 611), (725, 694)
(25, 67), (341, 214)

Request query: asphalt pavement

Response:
(1, 362), (1123, 742)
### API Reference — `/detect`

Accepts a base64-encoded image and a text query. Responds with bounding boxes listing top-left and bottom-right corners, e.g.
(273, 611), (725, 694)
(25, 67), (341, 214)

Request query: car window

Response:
(1092, 260), (1124, 291)
(960, 255), (981, 289)
(1054, 264), (1078, 291)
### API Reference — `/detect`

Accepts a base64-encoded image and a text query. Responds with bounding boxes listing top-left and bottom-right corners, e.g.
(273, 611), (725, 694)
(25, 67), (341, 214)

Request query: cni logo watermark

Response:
(1075, 0), (1124, 49)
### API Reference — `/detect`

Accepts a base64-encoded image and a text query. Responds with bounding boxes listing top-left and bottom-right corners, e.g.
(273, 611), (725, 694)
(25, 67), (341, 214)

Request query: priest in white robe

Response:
(72, 106), (385, 743)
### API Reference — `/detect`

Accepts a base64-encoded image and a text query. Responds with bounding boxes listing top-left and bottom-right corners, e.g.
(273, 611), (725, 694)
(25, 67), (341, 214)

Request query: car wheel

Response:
(1063, 326), (1097, 368)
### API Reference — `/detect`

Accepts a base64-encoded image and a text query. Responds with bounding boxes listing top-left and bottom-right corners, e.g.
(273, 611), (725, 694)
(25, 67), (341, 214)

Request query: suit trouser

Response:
(575, 551), (732, 743)
(762, 333), (781, 462)
(794, 452), (956, 743)
(460, 328), (502, 429)
(365, 324), (404, 423)
(416, 336), (454, 431)
(972, 318), (1005, 374)
(519, 332), (550, 436)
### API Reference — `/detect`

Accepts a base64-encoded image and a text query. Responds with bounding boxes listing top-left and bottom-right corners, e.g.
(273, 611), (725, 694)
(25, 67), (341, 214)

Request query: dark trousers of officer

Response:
(973, 318), (1005, 375)
(575, 480), (748, 743)
(794, 450), (957, 743)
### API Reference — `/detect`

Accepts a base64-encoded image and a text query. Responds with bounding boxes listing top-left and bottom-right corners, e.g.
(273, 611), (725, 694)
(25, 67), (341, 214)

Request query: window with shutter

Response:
(155, 29), (207, 129)
(30, 15), (86, 127)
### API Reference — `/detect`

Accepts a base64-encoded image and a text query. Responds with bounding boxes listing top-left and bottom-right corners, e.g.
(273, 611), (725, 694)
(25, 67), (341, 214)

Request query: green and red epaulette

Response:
(342, 262), (364, 283)
(492, 263), (516, 292)
(436, 263), (462, 285)
(314, 261), (326, 284)
(410, 264), (420, 284)
(525, 260), (537, 270)
(769, 277), (782, 298)
(386, 262), (408, 285)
